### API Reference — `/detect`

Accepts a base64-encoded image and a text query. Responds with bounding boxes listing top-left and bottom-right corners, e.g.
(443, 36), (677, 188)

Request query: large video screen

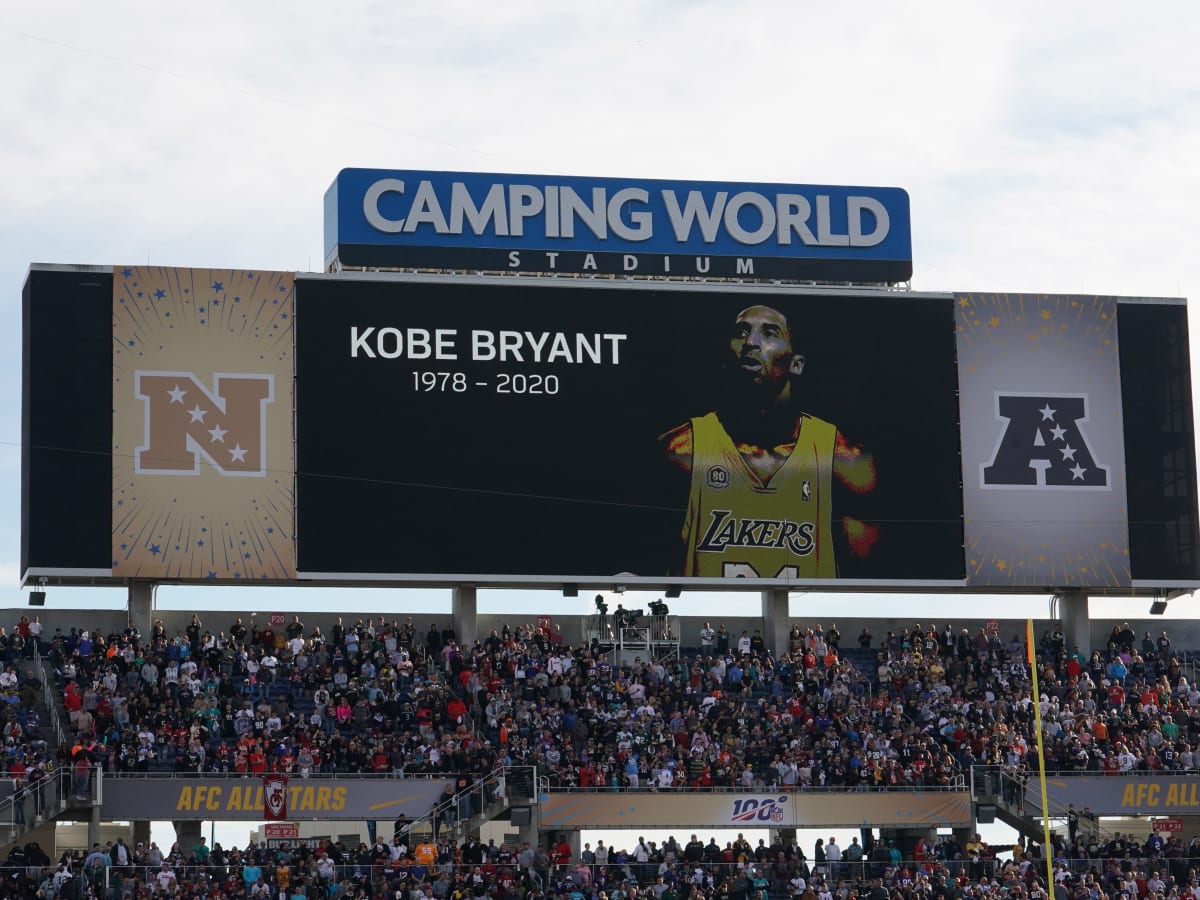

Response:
(294, 276), (966, 584)
(22, 267), (1199, 591)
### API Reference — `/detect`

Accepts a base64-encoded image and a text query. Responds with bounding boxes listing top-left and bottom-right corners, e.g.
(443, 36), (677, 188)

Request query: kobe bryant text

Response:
(349, 327), (627, 365)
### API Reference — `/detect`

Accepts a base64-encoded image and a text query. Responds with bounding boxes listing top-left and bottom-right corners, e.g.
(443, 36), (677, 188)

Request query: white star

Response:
(1070, 464), (1087, 480)
(1060, 445), (1077, 462)
(167, 385), (187, 404)
(1050, 425), (1067, 441)
(187, 405), (207, 423)
(208, 425), (228, 444)
(229, 444), (248, 463)
(1038, 403), (1056, 421)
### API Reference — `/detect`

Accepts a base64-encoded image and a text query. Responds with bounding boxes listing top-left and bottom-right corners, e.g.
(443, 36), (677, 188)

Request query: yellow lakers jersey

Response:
(682, 411), (837, 579)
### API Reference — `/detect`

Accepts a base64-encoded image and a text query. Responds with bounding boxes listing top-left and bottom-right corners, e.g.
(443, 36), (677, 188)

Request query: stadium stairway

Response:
(400, 685), (539, 844)
(839, 647), (878, 681)
(0, 767), (100, 856)
(394, 765), (538, 847)
(30, 652), (63, 759)
(972, 767), (1044, 842)
(972, 765), (1116, 846)
(838, 645), (983, 796)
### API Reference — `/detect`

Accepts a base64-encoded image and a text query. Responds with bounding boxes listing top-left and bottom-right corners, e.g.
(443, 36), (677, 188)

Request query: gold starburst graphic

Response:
(111, 267), (296, 581)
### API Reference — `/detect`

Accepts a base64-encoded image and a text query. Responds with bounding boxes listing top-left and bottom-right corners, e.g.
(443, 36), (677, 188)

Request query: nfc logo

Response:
(134, 371), (274, 477)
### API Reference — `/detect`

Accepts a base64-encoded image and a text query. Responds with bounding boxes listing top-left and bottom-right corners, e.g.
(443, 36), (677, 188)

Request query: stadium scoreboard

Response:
(21, 268), (1199, 593)
(19, 169), (1200, 593)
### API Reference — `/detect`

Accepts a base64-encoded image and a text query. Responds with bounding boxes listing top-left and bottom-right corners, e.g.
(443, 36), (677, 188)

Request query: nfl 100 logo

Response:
(730, 796), (787, 823)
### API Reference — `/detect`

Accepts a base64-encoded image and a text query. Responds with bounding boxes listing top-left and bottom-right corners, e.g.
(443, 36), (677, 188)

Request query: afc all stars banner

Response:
(956, 293), (1129, 588)
(263, 775), (288, 821)
(111, 267), (296, 580)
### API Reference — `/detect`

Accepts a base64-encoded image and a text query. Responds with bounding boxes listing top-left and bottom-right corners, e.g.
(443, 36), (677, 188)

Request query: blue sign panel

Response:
(325, 169), (912, 282)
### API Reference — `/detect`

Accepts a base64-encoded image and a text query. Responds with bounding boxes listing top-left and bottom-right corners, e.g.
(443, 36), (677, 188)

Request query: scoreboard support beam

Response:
(452, 585), (478, 650)
(128, 581), (157, 642)
(1058, 589), (1091, 656)
(761, 588), (790, 658)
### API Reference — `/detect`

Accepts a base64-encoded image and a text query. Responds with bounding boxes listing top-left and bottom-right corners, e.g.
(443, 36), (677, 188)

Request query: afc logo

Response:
(981, 393), (1109, 490)
(134, 371), (274, 477)
(706, 465), (730, 489)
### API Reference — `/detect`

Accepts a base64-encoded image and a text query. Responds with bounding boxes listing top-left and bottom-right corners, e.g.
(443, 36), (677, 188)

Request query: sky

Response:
(4, 2), (1200, 628)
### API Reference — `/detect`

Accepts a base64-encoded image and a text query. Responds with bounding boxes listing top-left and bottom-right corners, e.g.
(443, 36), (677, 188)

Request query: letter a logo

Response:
(135, 371), (274, 476)
(981, 393), (1109, 489)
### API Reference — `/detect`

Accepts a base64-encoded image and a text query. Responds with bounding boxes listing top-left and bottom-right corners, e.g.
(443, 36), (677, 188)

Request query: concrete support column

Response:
(518, 817), (540, 849)
(128, 581), (156, 643)
(452, 586), (478, 650)
(173, 820), (203, 851)
(761, 589), (790, 658)
(1058, 590), (1091, 657)
(133, 820), (152, 848)
(556, 829), (582, 863)
(88, 804), (101, 849)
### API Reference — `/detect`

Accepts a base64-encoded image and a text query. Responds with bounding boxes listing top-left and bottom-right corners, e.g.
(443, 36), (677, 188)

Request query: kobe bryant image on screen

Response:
(659, 304), (878, 579)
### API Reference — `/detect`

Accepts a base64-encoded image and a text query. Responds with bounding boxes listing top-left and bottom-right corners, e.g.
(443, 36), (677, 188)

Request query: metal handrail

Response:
(10, 855), (1199, 891)
(0, 766), (96, 846)
(32, 644), (66, 747)
(100, 771), (450, 780)
(1006, 768), (1200, 778)
(977, 766), (1117, 845)
(538, 782), (968, 793)
(395, 765), (536, 843)
(844, 650), (965, 784)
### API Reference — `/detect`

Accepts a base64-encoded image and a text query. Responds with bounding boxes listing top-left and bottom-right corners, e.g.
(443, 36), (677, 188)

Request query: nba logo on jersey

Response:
(706, 465), (730, 489)
(801, 481), (811, 502)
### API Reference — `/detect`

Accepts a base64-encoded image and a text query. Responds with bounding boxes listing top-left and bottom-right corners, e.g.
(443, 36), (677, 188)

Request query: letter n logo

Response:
(981, 393), (1109, 490)
(135, 371), (274, 476)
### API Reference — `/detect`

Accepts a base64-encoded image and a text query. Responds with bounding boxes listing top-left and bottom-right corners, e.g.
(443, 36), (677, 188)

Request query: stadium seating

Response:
(4, 614), (1198, 899)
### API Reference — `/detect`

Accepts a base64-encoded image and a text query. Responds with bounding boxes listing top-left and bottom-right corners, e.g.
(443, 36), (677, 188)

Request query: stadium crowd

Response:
(5, 827), (1200, 900)
(0, 611), (1197, 899)
(8, 613), (1198, 795)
